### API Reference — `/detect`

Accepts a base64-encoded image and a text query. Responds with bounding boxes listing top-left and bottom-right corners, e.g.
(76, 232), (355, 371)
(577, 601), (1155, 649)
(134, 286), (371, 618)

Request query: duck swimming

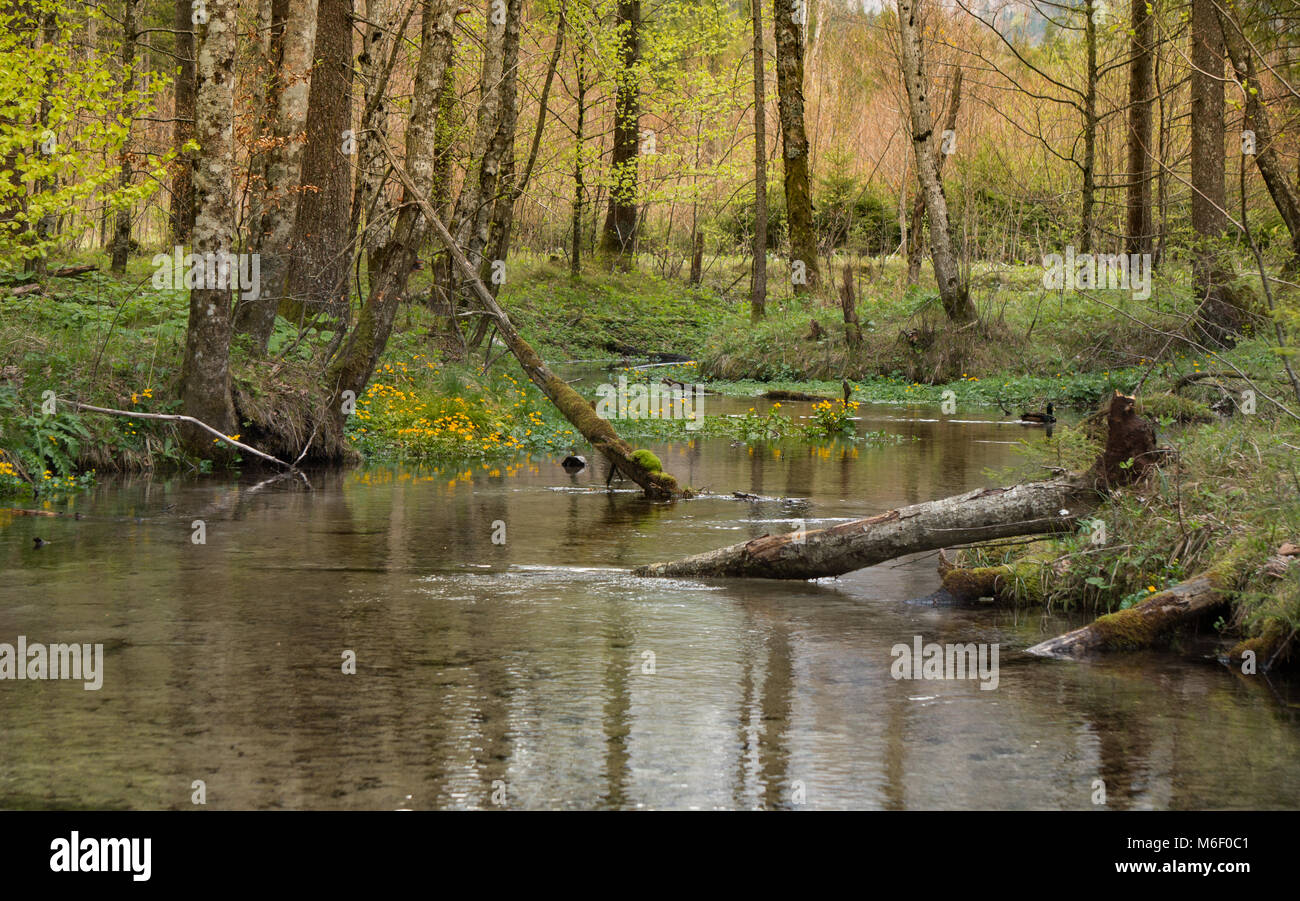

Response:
(1020, 402), (1055, 424)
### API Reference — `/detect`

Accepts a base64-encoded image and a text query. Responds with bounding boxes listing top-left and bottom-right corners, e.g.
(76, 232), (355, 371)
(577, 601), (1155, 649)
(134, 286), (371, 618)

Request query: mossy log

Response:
(1026, 540), (1254, 658)
(941, 544), (1061, 605)
(1024, 574), (1229, 657)
(635, 392), (1155, 580)
(380, 141), (681, 499)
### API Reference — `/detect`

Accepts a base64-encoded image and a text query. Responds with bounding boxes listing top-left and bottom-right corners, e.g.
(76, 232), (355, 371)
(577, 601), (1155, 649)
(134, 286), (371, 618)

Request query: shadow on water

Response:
(1, 399), (1298, 809)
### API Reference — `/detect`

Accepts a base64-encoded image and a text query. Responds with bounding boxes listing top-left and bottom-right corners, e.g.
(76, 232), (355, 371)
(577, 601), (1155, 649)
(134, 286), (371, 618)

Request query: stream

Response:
(2, 391), (1298, 809)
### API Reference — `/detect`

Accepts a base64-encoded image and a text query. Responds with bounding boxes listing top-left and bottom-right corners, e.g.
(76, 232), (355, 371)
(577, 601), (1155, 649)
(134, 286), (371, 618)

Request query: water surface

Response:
(2, 397), (1297, 809)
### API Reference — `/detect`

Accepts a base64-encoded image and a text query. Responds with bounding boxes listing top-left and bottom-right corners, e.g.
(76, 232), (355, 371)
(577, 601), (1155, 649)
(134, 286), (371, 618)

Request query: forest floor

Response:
(1, 250), (1297, 663)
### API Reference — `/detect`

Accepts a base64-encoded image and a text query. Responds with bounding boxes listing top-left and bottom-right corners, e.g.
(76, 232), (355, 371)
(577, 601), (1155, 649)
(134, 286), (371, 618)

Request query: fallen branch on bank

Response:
(635, 392), (1157, 579)
(1025, 572), (1231, 658)
(67, 401), (296, 471)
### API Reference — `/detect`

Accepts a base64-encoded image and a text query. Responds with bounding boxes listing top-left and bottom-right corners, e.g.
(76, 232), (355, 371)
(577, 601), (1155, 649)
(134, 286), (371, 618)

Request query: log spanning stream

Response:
(2, 392), (1299, 809)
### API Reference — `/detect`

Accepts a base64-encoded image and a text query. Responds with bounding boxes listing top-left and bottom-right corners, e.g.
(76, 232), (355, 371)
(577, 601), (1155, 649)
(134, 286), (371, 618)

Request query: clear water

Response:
(2, 395), (1298, 809)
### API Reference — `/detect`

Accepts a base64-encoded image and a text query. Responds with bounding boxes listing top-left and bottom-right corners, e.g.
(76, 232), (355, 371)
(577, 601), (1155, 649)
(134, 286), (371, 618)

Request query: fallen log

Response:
(380, 140), (682, 500)
(762, 389), (836, 403)
(635, 391), (1157, 580)
(1024, 574), (1228, 658)
(51, 264), (97, 277)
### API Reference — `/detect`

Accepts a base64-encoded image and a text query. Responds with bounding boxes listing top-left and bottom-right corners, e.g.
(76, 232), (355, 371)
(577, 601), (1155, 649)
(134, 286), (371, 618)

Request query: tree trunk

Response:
(283, 0), (354, 326)
(327, 0), (457, 407)
(907, 67), (961, 284)
(600, 0), (641, 264)
(466, 0), (524, 351)
(170, 0), (196, 243)
(772, 0), (818, 292)
(841, 262), (861, 351)
(750, 0), (767, 322)
(689, 226), (703, 285)
(234, 0), (321, 352)
(1190, 0), (1238, 340)
(1081, 1), (1098, 253)
(180, 0), (239, 453)
(895, 0), (974, 323)
(110, 0), (137, 274)
(1125, 0), (1155, 257)
(571, 41), (585, 278)
(1218, 1), (1300, 268)
(382, 141), (684, 500)
(635, 392), (1155, 579)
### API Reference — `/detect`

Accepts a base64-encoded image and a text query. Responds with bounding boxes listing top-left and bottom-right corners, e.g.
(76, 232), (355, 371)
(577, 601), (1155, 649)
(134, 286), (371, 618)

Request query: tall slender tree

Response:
(751, 0), (767, 321)
(109, 0), (137, 273)
(170, 0), (196, 243)
(1125, 0), (1155, 257)
(772, 0), (817, 292)
(896, 0), (974, 323)
(600, 0), (641, 264)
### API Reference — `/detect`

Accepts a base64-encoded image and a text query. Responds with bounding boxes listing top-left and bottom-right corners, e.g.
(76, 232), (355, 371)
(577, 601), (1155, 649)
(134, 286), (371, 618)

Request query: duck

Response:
(560, 454), (587, 474)
(1020, 402), (1056, 425)
(32, 537), (50, 549)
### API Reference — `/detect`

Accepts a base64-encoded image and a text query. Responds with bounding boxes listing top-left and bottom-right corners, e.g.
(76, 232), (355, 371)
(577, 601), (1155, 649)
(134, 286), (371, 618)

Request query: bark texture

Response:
(750, 0), (768, 321)
(180, 0), (239, 452)
(170, 0), (197, 242)
(635, 392), (1155, 579)
(284, 0), (354, 324)
(1025, 574), (1227, 657)
(895, 0), (974, 322)
(327, 1), (457, 406)
(772, 0), (818, 291)
(1125, 0), (1155, 256)
(110, 0), (137, 274)
(235, 0), (321, 351)
(600, 0), (641, 262)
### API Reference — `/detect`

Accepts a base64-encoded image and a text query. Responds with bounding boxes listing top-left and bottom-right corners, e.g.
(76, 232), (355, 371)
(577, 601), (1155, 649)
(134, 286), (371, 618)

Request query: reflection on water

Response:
(1, 399), (1298, 809)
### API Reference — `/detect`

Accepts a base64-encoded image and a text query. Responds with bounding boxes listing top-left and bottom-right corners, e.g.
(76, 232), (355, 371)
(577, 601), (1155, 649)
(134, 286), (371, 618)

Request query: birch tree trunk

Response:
(234, 0), (320, 352)
(180, 0), (239, 453)
(772, 0), (818, 292)
(895, 0), (973, 322)
(906, 67), (961, 285)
